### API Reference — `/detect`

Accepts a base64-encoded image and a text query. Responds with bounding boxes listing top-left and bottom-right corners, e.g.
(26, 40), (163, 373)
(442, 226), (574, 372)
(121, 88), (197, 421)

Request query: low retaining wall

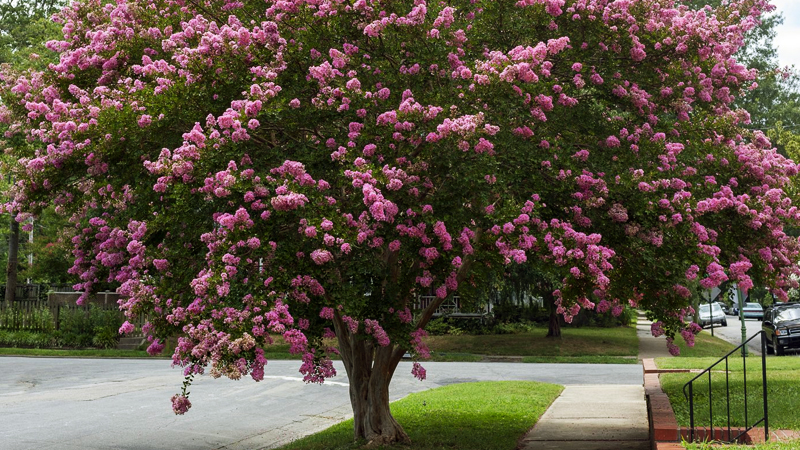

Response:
(48, 291), (122, 307)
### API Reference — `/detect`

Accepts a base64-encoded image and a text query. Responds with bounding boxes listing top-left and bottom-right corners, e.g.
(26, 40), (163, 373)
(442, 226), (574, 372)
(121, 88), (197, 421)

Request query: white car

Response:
(698, 303), (727, 327)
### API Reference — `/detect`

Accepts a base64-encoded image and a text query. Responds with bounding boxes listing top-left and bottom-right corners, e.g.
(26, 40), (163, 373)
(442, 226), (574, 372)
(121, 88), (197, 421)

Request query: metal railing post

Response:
(738, 289), (748, 357)
(683, 332), (768, 444)
(689, 383), (695, 442)
(762, 331), (769, 442)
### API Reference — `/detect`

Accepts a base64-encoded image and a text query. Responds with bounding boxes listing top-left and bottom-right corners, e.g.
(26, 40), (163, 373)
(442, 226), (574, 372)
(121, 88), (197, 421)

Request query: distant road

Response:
(704, 314), (766, 355)
(0, 357), (643, 450)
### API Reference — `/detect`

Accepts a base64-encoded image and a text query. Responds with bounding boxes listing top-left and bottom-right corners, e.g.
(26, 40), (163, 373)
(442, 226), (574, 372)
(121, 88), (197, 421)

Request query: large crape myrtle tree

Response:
(2, 0), (799, 445)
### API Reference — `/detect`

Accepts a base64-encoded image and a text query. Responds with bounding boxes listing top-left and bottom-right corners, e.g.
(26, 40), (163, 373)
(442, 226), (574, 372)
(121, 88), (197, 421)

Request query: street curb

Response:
(643, 359), (691, 374)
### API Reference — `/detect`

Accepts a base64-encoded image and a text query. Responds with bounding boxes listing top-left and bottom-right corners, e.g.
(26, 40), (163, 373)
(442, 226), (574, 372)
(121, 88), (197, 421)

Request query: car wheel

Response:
(776, 344), (785, 356)
(722, 319), (727, 327)
(767, 341), (775, 355)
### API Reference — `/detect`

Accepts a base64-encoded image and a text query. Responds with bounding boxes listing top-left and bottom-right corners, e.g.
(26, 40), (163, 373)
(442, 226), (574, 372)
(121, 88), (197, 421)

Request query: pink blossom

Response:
(411, 362), (426, 381)
(310, 249), (333, 265)
(171, 395), (192, 415)
(147, 339), (165, 356)
(666, 338), (680, 356)
(119, 321), (135, 335)
(651, 321), (665, 338)
(320, 307), (335, 320)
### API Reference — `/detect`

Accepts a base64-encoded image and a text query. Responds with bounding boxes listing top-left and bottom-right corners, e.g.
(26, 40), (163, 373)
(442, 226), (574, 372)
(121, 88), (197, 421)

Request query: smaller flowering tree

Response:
(1, 0), (799, 445)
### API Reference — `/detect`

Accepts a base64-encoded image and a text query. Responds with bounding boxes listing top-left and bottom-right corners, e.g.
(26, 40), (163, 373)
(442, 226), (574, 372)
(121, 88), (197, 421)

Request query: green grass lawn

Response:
(521, 355), (638, 364)
(276, 381), (563, 450)
(671, 329), (739, 358)
(1, 324), (639, 363)
(652, 329), (800, 431)
(425, 325), (638, 359)
(0, 347), (160, 358)
(657, 355), (800, 430)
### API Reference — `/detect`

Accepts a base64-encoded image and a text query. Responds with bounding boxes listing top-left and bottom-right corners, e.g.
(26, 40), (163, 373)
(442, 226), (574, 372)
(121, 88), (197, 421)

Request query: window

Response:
(775, 307), (800, 323)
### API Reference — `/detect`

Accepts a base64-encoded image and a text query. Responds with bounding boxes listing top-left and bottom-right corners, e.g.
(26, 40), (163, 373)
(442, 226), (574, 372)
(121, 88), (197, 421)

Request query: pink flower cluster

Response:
(2, 0), (797, 417)
(171, 395), (192, 415)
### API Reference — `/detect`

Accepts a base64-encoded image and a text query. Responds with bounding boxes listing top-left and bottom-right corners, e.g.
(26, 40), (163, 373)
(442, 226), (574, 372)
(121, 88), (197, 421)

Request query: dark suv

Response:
(763, 302), (800, 355)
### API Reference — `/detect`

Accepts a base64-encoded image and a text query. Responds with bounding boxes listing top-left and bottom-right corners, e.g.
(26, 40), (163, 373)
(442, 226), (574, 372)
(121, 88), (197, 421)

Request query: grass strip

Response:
(669, 330), (740, 358)
(1, 325), (639, 363)
(425, 325), (638, 357)
(276, 380), (563, 450)
(0, 347), (161, 358)
(685, 440), (800, 450)
(522, 355), (638, 364)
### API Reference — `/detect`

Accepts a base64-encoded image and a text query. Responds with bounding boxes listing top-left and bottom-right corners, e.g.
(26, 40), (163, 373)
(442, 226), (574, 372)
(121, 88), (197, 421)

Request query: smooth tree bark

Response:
(330, 259), (472, 445)
(333, 311), (409, 446)
(4, 214), (18, 307)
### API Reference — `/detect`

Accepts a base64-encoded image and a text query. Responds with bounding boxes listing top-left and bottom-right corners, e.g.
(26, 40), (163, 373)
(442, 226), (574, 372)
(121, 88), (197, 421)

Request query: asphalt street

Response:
(0, 357), (643, 450)
(703, 313), (767, 355)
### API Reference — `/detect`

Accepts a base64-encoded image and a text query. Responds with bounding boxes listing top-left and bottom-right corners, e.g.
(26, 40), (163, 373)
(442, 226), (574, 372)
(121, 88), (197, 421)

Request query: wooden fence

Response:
(0, 300), (54, 332)
(0, 294), (147, 338)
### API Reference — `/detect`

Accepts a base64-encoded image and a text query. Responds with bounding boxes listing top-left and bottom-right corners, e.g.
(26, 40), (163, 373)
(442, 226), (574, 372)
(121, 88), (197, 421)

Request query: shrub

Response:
(569, 307), (635, 328)
(492, 321), (538, 335)
(55, 305), (123, 348)
(0, 305), (55, 332)
(491, 301), (550, 324)
(0, 330), (55, 348)
(426, 318), (451, 336)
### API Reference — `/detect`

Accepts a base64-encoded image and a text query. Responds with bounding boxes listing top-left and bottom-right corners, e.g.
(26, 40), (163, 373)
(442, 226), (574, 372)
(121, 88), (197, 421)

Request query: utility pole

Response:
(707, 290), (715, 337)
(737, 285), (747, 357)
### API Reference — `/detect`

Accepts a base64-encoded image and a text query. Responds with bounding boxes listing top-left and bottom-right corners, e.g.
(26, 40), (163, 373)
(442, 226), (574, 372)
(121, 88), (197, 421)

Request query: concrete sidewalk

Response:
(519, 312), (673, 450)
(519, 385), (650, 449)
(637, 311), (675, 360)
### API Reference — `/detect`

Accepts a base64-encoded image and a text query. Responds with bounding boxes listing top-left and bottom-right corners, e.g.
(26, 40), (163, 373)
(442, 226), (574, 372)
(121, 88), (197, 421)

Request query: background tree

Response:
(0, 0), (69, 305)
(0, 0), (65, 69)
(688, 0), (800, 148)
(2, 0), (799, 446)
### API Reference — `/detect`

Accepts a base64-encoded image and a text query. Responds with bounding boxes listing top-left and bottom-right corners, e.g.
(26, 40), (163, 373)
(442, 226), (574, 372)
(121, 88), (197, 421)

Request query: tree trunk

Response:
(5, 214), (19, 308)
(544, 290), (561, 338)
(333, 312), (410, 446)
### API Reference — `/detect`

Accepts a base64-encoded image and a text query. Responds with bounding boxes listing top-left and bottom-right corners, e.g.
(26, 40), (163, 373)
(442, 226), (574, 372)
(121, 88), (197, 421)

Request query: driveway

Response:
(0, 357), (643, 450)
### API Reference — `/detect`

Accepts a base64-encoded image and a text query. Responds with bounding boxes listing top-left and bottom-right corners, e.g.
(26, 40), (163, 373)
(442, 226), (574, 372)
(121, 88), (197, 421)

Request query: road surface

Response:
(703, 313), (766, 355)
(0, 357), (643, 450)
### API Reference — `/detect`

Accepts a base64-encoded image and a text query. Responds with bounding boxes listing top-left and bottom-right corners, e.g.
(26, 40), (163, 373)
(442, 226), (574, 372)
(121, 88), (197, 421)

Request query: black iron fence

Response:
(682, 331), (768, 443)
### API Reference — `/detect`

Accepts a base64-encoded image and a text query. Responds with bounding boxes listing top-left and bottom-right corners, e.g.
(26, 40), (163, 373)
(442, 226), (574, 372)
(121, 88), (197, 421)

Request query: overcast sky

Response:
(771, 0), (800, 69)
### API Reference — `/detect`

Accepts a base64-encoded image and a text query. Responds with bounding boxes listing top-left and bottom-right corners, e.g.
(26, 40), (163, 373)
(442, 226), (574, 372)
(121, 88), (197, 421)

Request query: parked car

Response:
(763, 303), (800, 355)
(698, 303), (727, 327)
(741, 302), (764, 320)
(713, 302), (731, 315)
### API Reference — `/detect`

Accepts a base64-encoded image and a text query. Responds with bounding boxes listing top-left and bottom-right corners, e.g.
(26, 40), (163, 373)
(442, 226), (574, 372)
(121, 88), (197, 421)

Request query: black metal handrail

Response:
(682, 331), (768, 443)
